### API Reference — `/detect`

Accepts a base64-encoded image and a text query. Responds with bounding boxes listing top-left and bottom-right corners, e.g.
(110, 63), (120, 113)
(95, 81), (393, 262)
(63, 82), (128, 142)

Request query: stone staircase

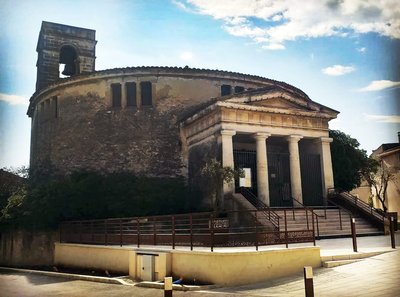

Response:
(231, 193), (280, 231)
(273, 208), (383, 238)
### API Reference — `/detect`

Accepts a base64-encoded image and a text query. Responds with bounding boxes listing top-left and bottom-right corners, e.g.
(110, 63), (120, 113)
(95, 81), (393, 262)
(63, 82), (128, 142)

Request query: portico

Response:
(182, 86), (339, 208)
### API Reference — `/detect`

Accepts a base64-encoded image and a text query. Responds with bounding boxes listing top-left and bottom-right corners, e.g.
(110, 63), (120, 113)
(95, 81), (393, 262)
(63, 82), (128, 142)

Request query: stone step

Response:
(255, 205), (381, 237)
(323, 259), (361, 268)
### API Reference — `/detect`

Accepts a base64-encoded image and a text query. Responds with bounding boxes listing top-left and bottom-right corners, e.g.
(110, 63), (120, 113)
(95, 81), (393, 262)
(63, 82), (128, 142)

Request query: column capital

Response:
(254, 132), (271, 141)
(315, 137), (333, 144)
(220, 130), (236, 137)
(286, 134), (303, 143)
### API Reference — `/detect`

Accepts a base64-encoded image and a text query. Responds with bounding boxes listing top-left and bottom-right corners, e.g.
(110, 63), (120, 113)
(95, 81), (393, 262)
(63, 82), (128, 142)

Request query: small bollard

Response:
(351, 217), (357, 252)
(164, 277), (173, 297)
(304, 266), (314, 297)
(390, 216), (396, 249)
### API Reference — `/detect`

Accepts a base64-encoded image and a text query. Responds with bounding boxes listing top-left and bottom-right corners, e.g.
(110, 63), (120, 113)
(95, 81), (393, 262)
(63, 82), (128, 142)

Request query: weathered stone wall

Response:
(0, 230), (58, 267)
(30, 71), (268, 178)
(188, 135), (221, 207)
(36, 21), (96, 91)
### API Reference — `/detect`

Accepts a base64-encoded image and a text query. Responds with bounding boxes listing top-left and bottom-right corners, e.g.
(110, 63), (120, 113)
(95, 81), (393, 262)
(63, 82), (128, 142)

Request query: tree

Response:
(362, 158), (397, 212)
(329, 130), (370, 191)
(0, 167), (28, 217)
(0, 169), (200, 230)
(201, 158), (243, 213)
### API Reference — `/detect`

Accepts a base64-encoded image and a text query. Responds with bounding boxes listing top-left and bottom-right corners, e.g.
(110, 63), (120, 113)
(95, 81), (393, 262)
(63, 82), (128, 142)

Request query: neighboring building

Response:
(28, 21), (339, 208)
(352, 133), (400, 221)
(370, 135), (400, 215)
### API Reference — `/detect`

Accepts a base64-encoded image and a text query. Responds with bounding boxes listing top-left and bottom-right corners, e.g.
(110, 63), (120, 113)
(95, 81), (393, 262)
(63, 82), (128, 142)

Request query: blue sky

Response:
(0, 0), (399, 169)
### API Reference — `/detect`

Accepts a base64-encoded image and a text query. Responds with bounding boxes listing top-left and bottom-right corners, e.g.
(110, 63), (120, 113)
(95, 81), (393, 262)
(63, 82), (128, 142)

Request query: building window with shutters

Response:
(140, 81), (152, 106)
(111, 83), (122, 107)
(126, 82), (137, 107)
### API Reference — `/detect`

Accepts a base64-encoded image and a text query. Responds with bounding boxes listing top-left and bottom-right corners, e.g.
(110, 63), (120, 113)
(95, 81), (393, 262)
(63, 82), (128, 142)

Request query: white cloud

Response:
(322, 65), (356, 76)
(359, 80), (400, 91)
(357, 47), (366, 53)
(0, 93), (28, 106)
(180, 0), (400, 49)
(180, 51), (194, 61)
(364, 114), (400, 123)
(172, 0), (195, 13)
(262, 43), (285, 50)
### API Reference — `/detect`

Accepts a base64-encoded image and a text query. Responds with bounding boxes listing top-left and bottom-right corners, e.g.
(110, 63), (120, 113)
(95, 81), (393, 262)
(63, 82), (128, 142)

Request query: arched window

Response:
(59, 45), (79, 77)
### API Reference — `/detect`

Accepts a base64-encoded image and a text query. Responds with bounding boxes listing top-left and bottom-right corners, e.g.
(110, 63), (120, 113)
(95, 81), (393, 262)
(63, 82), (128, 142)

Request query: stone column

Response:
(287, 135), (303, 204)
(254, 132), (271, 206)
(220, 130), (236, 208)
(316, 137), (334, 204)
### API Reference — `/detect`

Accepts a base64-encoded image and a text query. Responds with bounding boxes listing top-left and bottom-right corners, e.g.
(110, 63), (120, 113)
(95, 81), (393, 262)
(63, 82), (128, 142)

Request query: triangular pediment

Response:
(225, 92), (318, 112)
(250, 97), (307, 110)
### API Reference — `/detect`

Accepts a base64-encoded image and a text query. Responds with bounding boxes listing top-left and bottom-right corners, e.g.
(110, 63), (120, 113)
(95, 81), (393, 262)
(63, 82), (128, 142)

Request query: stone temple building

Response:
(28, 21), (339, 208)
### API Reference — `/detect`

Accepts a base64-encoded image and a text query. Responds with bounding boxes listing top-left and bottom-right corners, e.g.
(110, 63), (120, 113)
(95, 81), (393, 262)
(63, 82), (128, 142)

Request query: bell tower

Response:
(35, 21), (97, 91)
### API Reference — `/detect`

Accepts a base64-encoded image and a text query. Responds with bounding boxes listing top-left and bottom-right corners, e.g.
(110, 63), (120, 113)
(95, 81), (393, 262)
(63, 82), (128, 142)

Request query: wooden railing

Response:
(59, 209), (315, 251)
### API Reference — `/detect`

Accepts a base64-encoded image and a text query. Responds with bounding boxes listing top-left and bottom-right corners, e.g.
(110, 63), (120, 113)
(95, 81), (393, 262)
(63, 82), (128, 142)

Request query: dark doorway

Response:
(268, 153), (292, 207)
(233, 150), (257, 195)
(300, 154), (323, 206)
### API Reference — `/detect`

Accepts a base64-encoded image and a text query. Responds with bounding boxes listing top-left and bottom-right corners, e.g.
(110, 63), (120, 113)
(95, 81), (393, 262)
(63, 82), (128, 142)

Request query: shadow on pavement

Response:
(0, 271), (74, 286)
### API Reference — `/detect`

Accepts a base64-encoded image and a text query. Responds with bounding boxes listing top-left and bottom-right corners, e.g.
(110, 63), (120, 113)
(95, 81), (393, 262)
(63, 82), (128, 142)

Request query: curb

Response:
(320, 250), (392, 262)
(0, 267), (216, 291)
(0, 267), (131, 285)
(136, 281), (219, 291)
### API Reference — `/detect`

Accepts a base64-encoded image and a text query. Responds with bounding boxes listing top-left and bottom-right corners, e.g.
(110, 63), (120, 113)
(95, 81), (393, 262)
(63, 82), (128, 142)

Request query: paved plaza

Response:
(0, 234), (399, 297)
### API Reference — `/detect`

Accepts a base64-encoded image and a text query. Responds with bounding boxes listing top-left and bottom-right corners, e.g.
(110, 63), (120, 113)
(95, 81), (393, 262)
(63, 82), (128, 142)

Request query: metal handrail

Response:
(327, 198), (352, 216)
(238, 187), (280, 229)
(291, 196), (324, 218)
(326, 197), (353, 230)
(59, 208), (315, 250)
(290, 196), (324, 237)
(332, 189), (385, 223)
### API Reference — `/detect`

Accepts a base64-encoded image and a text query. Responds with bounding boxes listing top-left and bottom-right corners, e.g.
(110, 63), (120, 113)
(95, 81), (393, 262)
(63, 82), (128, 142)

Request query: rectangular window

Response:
(221, 84), (231, 96)
(51, 96), (58, 118)
(111, 83), (122, 107)
(126, 82), (137, 107)
(40, 102), (45, 123)
(140, 81), (152, 106)
(45, 99), (50, 120)
(234, 86), (245, 93)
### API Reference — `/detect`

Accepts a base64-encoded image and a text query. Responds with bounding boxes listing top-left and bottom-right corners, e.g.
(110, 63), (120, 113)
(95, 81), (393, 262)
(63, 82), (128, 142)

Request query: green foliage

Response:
(0, 167), (28, 211)
(201, 158), (244, 212)
(0, 170), (201, 230)
(1, 189), (27, 221)
(329, 130), (370, 191)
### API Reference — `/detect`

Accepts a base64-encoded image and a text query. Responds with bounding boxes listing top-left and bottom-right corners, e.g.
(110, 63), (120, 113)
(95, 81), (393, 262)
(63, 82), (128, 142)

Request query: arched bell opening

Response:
(59, 45), (79, 78)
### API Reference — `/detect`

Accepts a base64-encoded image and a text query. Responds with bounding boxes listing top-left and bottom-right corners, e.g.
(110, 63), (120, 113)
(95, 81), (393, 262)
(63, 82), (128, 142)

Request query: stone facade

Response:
(28, 68), (282, 177)
(28, 22), (339, 207)
(35, 21), (96, 91)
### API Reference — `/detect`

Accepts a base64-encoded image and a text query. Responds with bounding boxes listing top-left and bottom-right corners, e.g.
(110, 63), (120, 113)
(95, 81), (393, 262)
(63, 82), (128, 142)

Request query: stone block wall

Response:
(29, 70), (267, 178)
(36, 21), (96, 90)
(0, 230), (58, 267)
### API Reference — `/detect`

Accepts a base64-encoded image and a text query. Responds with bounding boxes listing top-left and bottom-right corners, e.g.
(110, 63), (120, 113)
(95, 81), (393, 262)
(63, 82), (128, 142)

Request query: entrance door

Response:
(300, 154), (323, 206)
(268, 153), (292, 207)
(233, 150), (257, 195)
